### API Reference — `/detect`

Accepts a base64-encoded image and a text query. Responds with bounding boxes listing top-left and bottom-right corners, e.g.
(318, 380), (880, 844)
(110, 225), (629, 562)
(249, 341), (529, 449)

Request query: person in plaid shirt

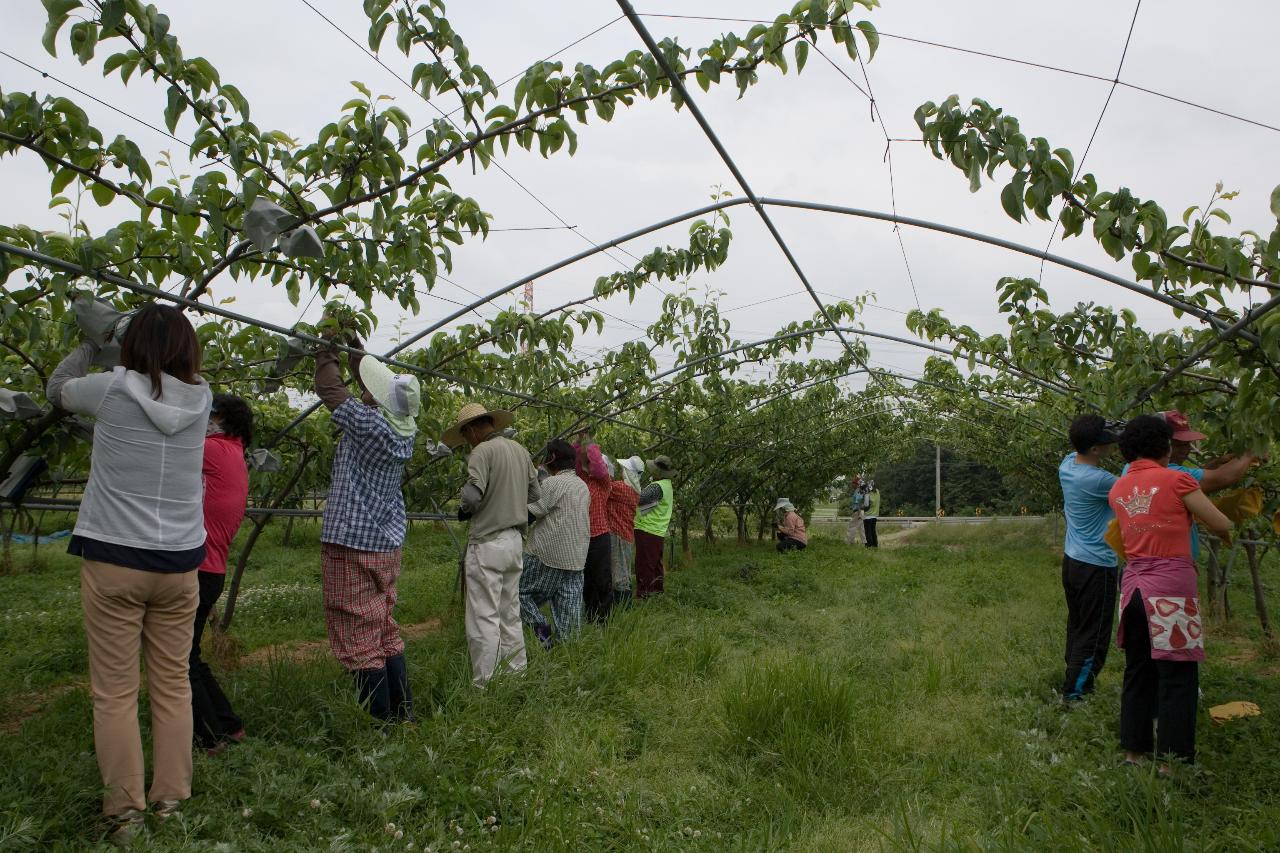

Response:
(315, 332), (420, 723)
(520, 439), (590, 648)
(575, 438), (614, 622)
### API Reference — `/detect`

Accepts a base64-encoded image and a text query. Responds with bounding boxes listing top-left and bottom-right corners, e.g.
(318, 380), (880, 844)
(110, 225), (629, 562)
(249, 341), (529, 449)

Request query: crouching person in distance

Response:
(314, 332), (421, 723)
(774, 498), (808, 552)
(445, 403), (540, 687)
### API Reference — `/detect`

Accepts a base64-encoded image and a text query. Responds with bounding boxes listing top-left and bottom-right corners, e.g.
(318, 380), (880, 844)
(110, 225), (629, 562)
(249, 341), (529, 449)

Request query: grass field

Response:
(1, 519), (1277, 851)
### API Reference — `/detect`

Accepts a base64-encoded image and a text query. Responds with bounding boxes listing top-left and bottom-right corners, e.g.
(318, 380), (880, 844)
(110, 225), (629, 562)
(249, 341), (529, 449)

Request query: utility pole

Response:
(935, 444), (942, 516)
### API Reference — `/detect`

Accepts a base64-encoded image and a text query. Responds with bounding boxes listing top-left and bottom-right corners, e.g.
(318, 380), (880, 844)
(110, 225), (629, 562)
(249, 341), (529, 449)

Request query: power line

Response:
(1037, 0), (1142, 288)
(636, 12), (1280, 135)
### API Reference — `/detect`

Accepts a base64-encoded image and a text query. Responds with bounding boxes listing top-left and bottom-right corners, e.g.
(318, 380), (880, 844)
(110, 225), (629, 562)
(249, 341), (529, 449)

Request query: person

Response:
(520, 439), (590, 648)
(1110, 415), (1233, 771)
(446, 403), (540, 687)
(576, 438), (614, 622)
(609, 456), (644, 605)
(634, 455), (676, 598)
(774, 498), (808, 552)
(1057, 414), (1120, 703)
(315, 332), (420, 723)
(846, 478), (867, 546)
(46, 303), (211, 838)
(1160, 410), (1256, 561)
(863, 482), (881, 548)
(190, 394), (252, 753)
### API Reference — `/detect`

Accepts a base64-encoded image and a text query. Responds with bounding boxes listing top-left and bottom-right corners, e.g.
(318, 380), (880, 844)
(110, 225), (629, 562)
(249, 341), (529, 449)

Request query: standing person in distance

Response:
(1057, 415), (1120, 703)
(863, 481), (881, 548)
(446, 403), (540, 687)
(1110, 415), (1233, 772)
(846, 477), (867, 546)
(634, 455), (677, 598)
(575, 436), (614, 622)
(314, 329), (421, 723)
(520, 439), (590, 648)
(1160, 410), (1257, 561)
(774, 498), (808, 552)
(609, 456), (644, 606)
(47, 303), (211, 839)
(190, 394), (253, 754)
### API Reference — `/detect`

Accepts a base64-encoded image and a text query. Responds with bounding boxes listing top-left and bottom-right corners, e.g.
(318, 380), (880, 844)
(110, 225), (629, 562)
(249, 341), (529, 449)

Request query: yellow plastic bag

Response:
(1104, 517), (1126, 561)
(1209, 701), (1262, 726)
(1212, 487), (1263, 524)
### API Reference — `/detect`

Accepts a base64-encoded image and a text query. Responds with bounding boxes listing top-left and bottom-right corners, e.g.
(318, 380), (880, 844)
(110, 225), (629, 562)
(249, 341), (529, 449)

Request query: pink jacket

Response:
(777, 511), (808, 545)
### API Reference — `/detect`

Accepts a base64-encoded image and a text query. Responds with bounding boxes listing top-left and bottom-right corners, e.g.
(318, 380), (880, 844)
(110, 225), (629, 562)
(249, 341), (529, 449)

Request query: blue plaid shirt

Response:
(320, 398), (415, 552)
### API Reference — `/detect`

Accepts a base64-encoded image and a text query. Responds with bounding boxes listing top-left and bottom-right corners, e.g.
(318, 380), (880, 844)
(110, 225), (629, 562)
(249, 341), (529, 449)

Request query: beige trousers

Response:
(846, 511), (866, 545)
(464, 528), (527, 687)
(80, 560), (198, 816)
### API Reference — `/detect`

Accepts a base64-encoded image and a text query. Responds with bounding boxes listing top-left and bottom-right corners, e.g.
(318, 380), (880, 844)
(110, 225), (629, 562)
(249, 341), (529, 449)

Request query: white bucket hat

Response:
(357, 358), (421, 438)
(774, 498), (795, 512)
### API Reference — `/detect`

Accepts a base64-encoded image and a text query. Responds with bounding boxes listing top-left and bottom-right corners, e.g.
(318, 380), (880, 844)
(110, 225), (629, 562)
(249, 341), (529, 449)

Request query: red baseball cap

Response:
(1160, 410), (1207, 442)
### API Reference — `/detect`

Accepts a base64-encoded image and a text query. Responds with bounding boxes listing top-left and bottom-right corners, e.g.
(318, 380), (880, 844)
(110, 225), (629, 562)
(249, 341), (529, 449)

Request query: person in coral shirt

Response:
(1109, 415), (1232, 771)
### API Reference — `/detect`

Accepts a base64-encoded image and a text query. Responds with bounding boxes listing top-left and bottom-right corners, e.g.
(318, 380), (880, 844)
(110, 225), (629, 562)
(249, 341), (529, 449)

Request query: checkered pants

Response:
(321, 543), (404, 671)
(519, 554), (583, 640)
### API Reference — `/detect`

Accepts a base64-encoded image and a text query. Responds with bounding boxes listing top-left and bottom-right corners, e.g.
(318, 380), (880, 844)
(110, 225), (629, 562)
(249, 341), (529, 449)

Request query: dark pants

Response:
(863, 518), (878, 547)
(634, 530), (665, 598)
(776, 536), (806, 553)
(190, 571), (243, 748)
(1119, 591), (1198, 763)
(583, 534), (614, 622)
(1061, 555), (1117, 699)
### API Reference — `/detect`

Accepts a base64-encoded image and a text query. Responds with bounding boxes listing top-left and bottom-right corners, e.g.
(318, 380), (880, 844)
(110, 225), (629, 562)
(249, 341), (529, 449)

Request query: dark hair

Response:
(1117, 414), (1172, 463)
(542, 438), (576, 472)
(1069, 414), (1108, 454)
(119, 304), (202, 398)
(211, 394), (254, 445)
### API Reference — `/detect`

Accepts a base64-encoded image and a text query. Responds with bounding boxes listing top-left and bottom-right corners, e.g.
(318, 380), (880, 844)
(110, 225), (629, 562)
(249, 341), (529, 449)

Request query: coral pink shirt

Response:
(199, 434), (249, 574)
(1108, 459), (1200, 560)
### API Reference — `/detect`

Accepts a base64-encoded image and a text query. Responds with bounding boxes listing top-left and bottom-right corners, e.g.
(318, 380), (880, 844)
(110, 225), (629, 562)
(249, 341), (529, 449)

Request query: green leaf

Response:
(999, 180), (1025, 222)
(164, 85), (185, 133)
(98, 0), (125, 31)
(855, 21), (879, 60)
(794, 39), (809, 73)
(351, 80), (372, 98)
(90, 181), (115, 206)
(1270, 184), (1280, 219)
(967, 158), (981, 193)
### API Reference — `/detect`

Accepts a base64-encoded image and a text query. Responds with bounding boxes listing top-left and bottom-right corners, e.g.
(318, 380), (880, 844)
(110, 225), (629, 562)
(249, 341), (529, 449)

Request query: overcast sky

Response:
(3, 0), (1277, 394)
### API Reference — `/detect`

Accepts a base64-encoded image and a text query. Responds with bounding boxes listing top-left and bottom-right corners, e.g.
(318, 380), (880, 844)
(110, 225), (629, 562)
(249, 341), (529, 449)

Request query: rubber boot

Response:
(384, 654), (416, 723)
(352, 667), (391, 722)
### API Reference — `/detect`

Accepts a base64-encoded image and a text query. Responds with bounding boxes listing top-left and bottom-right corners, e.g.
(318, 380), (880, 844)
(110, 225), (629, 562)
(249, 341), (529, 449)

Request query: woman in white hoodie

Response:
(47, 303), (211, 841)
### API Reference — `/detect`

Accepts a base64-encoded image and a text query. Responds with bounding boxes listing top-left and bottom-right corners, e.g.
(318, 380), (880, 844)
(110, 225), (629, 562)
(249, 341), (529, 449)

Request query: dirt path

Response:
(0, 616), (445, 735)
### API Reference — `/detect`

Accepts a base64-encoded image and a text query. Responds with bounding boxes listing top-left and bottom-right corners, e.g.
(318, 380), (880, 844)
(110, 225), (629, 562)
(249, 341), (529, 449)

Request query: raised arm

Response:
(47, 341), (111, 415)
(1181, 489), (1234, 540)
(1199, 454), (1256, 493)
(314, 344), (352, 411)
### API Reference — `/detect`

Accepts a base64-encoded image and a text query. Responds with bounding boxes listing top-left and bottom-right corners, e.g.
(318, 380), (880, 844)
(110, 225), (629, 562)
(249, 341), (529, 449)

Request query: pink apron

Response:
(1117, 555), (1204, 662)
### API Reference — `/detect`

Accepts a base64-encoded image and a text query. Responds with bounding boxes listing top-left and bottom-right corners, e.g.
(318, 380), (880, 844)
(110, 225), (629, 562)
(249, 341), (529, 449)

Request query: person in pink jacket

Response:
(190, 394), (252, 754)
(774, 498), (808, 552)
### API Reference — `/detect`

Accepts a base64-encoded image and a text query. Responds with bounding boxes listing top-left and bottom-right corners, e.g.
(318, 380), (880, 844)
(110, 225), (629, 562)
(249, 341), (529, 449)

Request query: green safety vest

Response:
(635, 479), (674, 537)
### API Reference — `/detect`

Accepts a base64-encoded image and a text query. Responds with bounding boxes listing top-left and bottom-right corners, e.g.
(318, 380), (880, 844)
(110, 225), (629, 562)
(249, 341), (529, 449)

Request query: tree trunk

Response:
(282, 514), (295, 547)
(703, 508), (715, 544)
(735, 503), (748, 543)
(1206, 539), (1220, 617)
(220, 448), (315, 630)
(1244, 543), (1273, 637)
(680, 513), (690, 556)
(0, 408), (69, 480)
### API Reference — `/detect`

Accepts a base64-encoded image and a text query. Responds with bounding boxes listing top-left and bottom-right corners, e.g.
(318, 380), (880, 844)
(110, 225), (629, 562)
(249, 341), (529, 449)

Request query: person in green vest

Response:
(633, 455), (676, 598)
(863, 482), (882, 548)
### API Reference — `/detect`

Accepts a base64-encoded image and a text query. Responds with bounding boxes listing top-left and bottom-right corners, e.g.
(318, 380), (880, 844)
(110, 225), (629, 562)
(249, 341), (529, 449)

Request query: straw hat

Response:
(442, 402), (514, 448)
(646, 455), (677, 478)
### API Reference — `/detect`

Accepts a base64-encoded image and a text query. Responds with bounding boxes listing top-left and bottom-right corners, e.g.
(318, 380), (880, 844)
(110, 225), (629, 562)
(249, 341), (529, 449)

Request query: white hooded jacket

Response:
(49, 342), (212, 551)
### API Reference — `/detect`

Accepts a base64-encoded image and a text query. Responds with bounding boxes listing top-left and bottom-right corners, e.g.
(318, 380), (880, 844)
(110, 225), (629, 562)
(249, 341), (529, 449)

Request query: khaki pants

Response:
(81, 561), (198, 816)
(846, 511), (866, 545)
(464, 529), (527, 687)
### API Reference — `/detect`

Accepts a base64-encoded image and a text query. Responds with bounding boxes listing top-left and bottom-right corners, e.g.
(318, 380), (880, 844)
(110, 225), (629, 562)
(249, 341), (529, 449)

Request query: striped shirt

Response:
(526, 470), (591, 571)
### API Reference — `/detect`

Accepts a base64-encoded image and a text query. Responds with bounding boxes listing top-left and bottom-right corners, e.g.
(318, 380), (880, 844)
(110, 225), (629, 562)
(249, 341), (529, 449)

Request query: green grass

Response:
(1, 520), (1278, 850)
